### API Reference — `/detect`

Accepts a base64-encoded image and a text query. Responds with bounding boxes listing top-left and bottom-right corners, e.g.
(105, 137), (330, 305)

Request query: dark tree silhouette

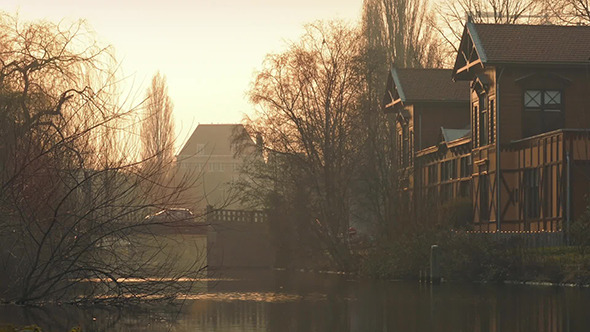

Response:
(245, 21), (366, 270)
(0, 13), (203, 305)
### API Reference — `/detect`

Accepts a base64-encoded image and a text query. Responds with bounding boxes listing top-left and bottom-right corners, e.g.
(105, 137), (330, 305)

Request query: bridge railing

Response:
(206, 205), (267, 223)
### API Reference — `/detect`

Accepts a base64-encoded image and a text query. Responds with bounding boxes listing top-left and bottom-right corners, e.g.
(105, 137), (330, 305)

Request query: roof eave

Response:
(391, 67), (407, 102)
(447, 136), (471, 148)
(452, 22), (488, 81)
(467, 22), (488, 63)
(405, 99), (470, 104)
(484, 60), (590, 67)
(415, 145), (439, 158)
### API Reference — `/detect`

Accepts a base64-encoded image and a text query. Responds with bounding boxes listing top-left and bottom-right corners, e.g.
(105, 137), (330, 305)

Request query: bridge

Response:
(205, 206), (275, 269)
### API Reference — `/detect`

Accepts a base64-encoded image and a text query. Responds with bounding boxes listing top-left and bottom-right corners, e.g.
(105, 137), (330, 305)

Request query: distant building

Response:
(384, 22), (590, 232)
(175, 124), (258, 214)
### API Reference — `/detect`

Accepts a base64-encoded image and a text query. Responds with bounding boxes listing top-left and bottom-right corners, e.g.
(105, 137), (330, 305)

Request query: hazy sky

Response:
(5, 0), (362, 151)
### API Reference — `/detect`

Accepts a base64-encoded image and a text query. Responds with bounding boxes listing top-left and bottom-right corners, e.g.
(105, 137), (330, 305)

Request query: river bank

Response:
(359, 230), (590, 286)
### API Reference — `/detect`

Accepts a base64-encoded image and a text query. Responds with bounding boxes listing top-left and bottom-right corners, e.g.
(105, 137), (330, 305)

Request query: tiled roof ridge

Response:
(395, 67), (451, 71)
(472, 22), (590, 28)
(195, 123), (243, 127)
(392, 67), (470, 102)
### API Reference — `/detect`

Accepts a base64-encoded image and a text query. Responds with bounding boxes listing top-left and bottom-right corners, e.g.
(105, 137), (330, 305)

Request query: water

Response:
(1, 269), (590, 332)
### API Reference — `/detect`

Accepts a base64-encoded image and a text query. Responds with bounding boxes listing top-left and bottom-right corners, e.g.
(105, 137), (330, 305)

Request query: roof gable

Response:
(440, 127), (470, 143)
(383, 67), (469, 112)
(383, 67), (404, 112)
(453, 22), (486, 81)
(178, 124), (253, 157)
(454, 23), (590, 80)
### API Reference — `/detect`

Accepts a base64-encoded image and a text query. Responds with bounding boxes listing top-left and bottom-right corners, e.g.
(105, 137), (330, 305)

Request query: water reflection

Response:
(1, 269), (590, 331)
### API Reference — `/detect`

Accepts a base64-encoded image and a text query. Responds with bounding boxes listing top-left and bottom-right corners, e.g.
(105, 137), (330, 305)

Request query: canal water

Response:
(1, 268), (590, 332)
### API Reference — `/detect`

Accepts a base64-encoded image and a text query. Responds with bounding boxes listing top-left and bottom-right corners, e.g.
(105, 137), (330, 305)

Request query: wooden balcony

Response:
(493, 129), (590, 232)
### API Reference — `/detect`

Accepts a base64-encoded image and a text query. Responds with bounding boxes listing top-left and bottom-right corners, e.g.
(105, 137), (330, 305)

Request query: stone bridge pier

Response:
(206, 207), (275, 269)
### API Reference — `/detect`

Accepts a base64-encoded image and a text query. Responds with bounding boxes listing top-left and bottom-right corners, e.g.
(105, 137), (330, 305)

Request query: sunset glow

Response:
(4, 0), (361, 151)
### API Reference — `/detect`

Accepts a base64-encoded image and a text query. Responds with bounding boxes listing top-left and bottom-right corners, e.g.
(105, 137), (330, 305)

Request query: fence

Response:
(465, 231), (565, 248)
(206, 206), (267, 223)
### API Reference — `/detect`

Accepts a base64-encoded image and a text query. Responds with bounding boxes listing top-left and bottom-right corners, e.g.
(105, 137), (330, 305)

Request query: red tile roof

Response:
(393, 68), (470, 102)
(473, 23), (590, 64)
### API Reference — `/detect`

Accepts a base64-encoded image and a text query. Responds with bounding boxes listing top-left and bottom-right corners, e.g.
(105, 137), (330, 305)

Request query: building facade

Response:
(385, 23), (590, 232)
(176, 124), (258, 214)
(383, 68), (470, 222)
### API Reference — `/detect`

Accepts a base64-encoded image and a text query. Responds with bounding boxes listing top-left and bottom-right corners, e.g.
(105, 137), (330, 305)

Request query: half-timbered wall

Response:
(416, 140), (472, 220)
(467, 65), (590, 231)
(471, 130), (590, 232)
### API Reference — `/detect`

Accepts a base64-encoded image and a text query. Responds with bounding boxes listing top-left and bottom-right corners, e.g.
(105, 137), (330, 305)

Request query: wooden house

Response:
(416, 127), (472, 208)
(452, 22), (590, 231)
(382, 68), (470, 209)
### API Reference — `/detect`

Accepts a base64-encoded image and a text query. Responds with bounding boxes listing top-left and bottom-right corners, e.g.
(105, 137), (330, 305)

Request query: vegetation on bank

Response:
(0, 325), (80, 332)
(361, 230), (590, 285)
(360, 200), (590, 285)
(0, 325), (41, 332)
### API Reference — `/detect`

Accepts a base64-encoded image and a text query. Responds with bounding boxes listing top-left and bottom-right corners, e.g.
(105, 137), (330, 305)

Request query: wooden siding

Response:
(471, 130), (590, 232)
(415, 139), (472, 222)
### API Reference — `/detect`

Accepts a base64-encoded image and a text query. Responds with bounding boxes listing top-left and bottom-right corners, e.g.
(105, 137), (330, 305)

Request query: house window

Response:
(441, 162), (448, 181)
(441, 183), (453, 202)
(208, 163), (223, 172)
(399, 125), (410, 167)
(441, 160), (458, 182)
(479, 94), (489, 146)
(428, 164), (438, 184)
(473, 104), (479, 147)
(523, 90), (563, 137)
(402, 126), (409, 167)
(479, 175), (489, 221)
(460, 156), (472, 178)
(490, 99), (495, 144)
(459, 180), (471, 197)
(524, 168), (540, 219)
(543, 166), (553, 218)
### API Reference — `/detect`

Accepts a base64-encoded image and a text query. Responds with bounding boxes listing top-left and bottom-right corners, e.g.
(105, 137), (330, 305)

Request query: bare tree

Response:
(141, 72), (176, 184)
(246, 21), (366, 270)
(547, 0), (590, 24)
(353, 1), (415, 239)
(435, 0), (547, 61)
(0, 13), (203, 305)
(362, 0), (444, 69)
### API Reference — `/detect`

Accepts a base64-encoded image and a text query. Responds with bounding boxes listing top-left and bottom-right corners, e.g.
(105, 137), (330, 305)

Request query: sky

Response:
(4, 0), (362, 152)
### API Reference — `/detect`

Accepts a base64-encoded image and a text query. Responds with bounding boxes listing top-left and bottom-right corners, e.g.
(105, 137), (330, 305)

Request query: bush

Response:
(361, 229), (585, 284)
(570, 198), (590, 254)
(361, 228), (450, 280)
(438, 197), (474, 229)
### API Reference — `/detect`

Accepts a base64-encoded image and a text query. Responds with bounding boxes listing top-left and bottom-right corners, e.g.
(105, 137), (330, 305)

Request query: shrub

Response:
(438, 197), (474, 229)
(570, 198), (590, 254)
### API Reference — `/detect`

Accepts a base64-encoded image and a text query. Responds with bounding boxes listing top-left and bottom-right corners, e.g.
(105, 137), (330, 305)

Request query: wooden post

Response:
(430, 245), (441, 285)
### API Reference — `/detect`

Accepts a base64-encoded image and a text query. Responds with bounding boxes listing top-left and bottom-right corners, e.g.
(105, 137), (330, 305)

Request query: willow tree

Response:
(247, 21), (366, 270)
(0, 13), (200, 305)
